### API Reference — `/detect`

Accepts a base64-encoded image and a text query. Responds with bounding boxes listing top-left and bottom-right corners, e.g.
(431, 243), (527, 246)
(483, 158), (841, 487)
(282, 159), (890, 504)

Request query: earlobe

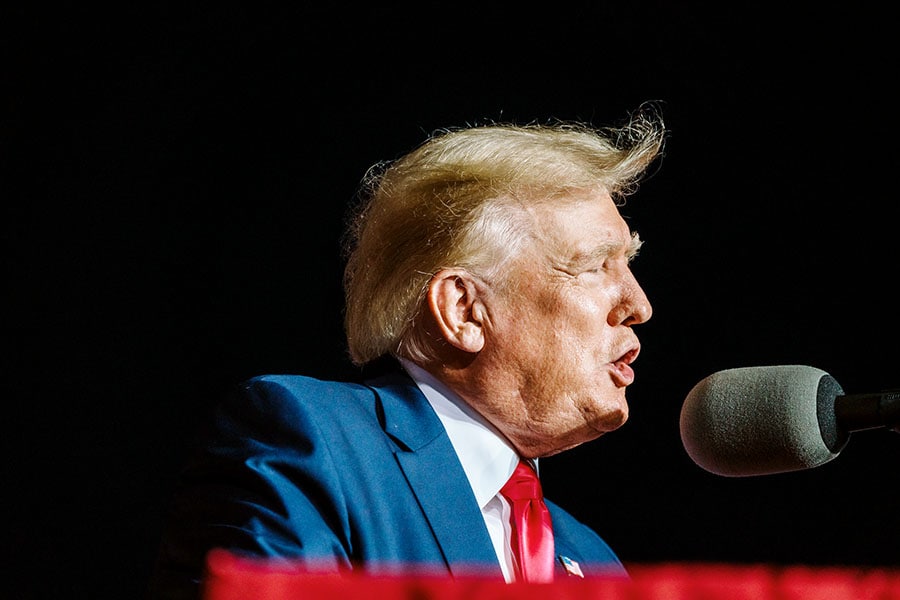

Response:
(426, 270), (486, 353)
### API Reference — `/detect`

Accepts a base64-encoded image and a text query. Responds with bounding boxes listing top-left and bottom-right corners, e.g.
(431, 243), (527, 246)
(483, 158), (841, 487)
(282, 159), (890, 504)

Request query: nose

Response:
(608, 270), (653, 327)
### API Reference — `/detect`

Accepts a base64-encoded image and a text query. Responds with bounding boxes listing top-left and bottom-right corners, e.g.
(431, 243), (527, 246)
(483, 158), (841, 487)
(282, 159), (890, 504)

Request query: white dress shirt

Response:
(399, 358), (530, 582)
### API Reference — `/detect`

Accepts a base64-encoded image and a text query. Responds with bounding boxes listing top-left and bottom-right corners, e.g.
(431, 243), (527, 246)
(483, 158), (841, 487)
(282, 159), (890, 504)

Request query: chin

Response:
(606, 408), (629, 430)
(593, 396), (629, 431)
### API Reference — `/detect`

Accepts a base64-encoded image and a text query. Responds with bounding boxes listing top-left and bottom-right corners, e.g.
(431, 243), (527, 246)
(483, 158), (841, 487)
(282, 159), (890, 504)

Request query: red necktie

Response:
(500, 460), (555, 583)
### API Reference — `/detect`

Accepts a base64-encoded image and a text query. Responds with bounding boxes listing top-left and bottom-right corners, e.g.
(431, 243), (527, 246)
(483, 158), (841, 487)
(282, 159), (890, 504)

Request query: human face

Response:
(477, 189), (652, 457)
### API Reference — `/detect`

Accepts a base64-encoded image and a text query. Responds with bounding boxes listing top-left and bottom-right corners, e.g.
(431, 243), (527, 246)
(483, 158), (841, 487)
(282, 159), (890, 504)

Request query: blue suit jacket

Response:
(149, 368), (627, 599)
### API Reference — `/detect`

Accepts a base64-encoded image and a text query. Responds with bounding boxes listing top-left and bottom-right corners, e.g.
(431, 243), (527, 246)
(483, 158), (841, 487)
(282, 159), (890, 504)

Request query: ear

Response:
(426, 269), (487, 353)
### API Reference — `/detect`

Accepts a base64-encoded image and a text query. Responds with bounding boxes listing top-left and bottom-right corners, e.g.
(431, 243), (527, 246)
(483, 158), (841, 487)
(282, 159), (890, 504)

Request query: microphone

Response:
(679, 365), (900, 477)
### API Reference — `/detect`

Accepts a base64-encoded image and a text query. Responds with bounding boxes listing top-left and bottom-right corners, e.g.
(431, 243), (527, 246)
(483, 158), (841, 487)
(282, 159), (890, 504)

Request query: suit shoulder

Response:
(245, 373), (368, 397)
(228, 374), (375, 420)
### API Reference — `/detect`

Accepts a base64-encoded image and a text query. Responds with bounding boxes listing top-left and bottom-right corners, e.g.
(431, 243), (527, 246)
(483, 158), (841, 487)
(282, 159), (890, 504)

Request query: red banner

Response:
(203, 549), (900, 600)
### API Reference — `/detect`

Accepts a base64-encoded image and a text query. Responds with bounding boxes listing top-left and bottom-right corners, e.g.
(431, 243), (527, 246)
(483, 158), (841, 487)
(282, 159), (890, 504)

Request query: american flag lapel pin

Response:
(558, 555), (584, 578)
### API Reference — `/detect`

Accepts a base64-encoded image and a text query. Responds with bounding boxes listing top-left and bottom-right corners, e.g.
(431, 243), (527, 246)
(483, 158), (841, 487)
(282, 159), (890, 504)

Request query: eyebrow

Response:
(584, 231), (643, 262)
(557, 231), (643, 274)
(626, 231), (644, 260)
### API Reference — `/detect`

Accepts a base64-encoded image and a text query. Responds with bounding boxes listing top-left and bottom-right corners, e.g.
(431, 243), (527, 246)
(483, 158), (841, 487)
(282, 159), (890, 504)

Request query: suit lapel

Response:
(368, 371), (502, 578)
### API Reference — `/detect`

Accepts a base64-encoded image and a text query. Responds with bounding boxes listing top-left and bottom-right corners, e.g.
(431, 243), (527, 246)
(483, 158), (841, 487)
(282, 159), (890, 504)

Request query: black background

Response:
(4, 3), (898, 598)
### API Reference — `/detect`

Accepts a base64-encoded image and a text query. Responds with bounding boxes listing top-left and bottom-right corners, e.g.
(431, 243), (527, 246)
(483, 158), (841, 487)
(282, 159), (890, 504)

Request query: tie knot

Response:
(500, 461), (543, 501)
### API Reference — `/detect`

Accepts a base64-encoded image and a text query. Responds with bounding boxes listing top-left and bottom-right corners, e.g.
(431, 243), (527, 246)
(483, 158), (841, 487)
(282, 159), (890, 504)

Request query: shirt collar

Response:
(398, 358), (521, 508)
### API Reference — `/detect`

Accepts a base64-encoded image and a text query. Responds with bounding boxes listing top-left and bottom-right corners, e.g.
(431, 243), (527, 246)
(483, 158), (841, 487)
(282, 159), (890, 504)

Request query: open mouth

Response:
(609, 345), (640, 387)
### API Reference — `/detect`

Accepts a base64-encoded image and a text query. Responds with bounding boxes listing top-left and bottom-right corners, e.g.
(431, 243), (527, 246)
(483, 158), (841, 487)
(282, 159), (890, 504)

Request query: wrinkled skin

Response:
(424, 188), (653, 458)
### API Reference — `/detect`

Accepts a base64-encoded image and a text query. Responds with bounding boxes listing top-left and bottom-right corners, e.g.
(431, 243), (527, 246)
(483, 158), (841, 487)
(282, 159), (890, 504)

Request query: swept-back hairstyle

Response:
(342, 103), (667, 365)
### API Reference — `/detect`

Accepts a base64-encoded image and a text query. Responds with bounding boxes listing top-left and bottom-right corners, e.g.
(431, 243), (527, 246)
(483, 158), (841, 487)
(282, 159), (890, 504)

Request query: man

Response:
(149, 103), (666, 599)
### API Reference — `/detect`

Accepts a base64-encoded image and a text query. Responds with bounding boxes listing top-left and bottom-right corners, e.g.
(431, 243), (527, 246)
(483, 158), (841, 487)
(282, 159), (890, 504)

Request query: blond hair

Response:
(342, 103), (667, 365)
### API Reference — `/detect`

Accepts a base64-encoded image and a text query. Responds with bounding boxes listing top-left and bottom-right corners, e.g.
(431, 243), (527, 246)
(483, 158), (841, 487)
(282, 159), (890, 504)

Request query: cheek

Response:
(497, 282), (610, 372)
(552, 291), (609, 347)
(513, 302), (574, 362)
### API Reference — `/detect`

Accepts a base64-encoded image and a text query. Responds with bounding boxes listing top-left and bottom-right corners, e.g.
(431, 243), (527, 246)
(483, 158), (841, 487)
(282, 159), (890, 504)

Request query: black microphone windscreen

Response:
(679, 365), (847, 477)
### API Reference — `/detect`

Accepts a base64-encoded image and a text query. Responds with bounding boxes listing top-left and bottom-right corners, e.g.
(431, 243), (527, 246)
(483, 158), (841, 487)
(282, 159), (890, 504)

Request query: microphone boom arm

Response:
(834, 391), (900, 433)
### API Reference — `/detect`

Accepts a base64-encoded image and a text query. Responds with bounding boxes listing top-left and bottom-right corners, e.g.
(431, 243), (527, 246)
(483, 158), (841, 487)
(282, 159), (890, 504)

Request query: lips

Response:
(609, 344), (640, 387)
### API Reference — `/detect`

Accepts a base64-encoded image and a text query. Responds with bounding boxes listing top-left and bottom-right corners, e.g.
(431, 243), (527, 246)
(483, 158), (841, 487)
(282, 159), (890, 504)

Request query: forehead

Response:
(529, 189), (633, 256)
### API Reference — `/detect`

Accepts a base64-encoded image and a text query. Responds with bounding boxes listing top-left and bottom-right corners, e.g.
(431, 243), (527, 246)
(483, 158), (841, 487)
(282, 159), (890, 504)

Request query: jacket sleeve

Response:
(148, 377), (356, 600)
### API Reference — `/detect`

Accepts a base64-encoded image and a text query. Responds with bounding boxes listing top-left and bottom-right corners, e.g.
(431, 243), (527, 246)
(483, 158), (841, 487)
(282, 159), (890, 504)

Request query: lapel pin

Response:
(558, 555), (584, 578)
